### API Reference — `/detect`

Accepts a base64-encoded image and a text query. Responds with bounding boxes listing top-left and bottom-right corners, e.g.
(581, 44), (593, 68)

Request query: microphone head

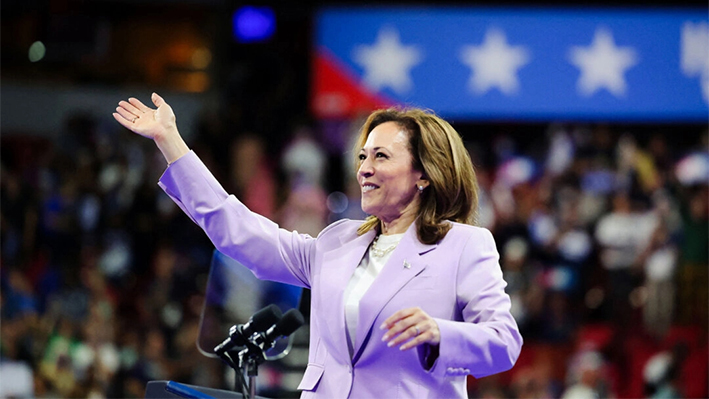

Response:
(250, 304), (283, 332)
(272, 309), (304, 338)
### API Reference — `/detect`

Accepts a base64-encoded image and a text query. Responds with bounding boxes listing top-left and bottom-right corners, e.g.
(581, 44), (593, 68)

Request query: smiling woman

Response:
(113, 94), (522, 398)
(357, 121), (427, 235)
(355, 108), (479, 243)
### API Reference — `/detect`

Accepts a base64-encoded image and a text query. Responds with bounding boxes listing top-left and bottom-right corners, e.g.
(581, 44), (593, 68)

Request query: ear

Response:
(416, 176), (430, 189)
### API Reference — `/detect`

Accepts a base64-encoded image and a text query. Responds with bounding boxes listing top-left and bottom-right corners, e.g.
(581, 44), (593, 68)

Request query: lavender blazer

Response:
(159, 151), (522, 398)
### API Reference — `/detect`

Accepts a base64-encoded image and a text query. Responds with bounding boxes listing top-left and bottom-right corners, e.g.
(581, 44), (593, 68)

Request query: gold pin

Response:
(403, 260), (411, 269)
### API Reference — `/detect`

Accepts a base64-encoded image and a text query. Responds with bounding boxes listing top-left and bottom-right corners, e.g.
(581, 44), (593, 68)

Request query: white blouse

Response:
(343, 233), (405, 357)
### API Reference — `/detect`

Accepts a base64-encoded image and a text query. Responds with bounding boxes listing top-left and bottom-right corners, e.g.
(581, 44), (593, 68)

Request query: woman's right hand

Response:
(113, 92), (176, 140)
(113, 93), (189, 164)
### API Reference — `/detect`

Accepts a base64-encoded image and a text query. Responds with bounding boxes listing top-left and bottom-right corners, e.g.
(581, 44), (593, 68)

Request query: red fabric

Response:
(311, 47), (392, 119)
(682, 344), (709, 398)
(663, 325), (703, 350)
(624, 336), (659, 398)
(576, 323), (615, 351)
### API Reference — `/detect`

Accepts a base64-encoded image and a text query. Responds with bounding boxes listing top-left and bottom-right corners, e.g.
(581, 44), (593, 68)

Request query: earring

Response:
(418, 185), (424, 192)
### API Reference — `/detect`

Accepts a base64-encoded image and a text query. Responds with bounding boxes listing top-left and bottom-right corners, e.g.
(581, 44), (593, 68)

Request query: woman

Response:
(113, 93), (522, 398)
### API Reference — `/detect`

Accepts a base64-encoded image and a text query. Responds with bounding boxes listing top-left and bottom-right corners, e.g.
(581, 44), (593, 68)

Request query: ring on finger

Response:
(132, 117), (137, 123)
(414, 326), (420, 336)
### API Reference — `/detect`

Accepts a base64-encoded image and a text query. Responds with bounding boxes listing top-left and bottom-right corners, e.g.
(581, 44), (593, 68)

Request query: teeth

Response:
(362, 185), (377, 193)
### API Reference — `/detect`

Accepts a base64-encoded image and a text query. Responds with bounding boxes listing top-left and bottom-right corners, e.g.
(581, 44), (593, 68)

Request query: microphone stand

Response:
(215, 340), (267, 399)
(238, 339), (266, 399)
(215, 308), (303, 399)
(215, 349), (249, 398)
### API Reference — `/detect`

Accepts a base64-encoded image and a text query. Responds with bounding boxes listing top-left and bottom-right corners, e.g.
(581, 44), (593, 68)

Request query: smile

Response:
(362, 184), (378, 193)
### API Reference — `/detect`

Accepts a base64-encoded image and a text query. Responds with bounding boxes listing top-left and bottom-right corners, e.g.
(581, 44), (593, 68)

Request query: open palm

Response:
(112, 93), (176, 141)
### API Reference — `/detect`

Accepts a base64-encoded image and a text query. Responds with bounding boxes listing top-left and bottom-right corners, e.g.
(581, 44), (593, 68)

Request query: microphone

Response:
(214, 304), (282, 354)
(249, 309), (304, 351)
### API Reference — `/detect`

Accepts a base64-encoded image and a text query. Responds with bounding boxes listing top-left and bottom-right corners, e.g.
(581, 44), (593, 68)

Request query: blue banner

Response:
(312, 7), (709, 121)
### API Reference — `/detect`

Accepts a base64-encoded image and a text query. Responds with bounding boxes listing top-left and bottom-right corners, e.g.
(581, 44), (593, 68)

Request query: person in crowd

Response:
(112, 93), (522, 398)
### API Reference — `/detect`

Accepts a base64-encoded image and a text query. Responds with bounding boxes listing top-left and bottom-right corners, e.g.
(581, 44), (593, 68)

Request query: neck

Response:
(379, 210), (417, 235)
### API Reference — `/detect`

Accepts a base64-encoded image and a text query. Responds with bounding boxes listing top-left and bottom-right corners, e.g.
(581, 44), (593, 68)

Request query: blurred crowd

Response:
(462, 124), (708, 399)
(1, 110), (707, 398)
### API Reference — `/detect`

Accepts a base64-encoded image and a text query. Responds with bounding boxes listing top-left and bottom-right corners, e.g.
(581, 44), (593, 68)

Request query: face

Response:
(358, 121), (427, 223)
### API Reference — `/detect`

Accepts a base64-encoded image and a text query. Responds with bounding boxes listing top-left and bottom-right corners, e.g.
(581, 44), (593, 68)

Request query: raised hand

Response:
(112, 93), (189, 164)
(113, 93), (176, 141)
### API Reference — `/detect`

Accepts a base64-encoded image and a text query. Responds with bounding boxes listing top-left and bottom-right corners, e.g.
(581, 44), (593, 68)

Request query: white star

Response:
(459, 28), (530, 96)
(569, 28), (639, 97)
(352, 28), (423, 95)
(681, 21), (709, 105)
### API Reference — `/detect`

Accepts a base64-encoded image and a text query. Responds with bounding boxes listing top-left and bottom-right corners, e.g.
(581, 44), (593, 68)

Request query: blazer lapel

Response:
(352, 224), (437, 360)
(317, 228), (377, 365)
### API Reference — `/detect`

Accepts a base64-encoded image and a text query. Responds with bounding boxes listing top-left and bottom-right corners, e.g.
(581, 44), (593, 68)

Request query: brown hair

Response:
(354, 108), (479, 244)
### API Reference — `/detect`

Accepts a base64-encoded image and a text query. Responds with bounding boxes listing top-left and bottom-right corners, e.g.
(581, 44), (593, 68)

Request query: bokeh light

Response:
(28, 41), (45, 62)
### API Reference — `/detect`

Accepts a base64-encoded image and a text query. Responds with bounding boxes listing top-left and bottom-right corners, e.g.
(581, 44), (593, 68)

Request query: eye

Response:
(375, 152), (388, 159)
(358, 153), (366, 161)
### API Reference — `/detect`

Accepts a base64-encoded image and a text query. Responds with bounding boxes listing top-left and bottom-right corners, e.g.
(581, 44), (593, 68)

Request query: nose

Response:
(358, 157), (373, 179)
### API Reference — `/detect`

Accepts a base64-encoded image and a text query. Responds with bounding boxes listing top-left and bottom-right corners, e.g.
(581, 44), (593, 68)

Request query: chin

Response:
(360, 202), (377, 217)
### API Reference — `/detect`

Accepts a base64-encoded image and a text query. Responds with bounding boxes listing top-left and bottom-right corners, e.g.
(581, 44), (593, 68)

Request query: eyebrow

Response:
(360, 146), (386, 152)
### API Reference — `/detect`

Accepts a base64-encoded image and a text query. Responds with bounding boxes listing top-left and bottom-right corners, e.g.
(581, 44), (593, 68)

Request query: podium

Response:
(144, 251), (305, 399)
(145, 381), (270, 399)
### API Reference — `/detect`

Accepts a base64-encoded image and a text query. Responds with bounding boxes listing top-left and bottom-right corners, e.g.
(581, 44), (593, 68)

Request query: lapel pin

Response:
(403, 260), (411, 269)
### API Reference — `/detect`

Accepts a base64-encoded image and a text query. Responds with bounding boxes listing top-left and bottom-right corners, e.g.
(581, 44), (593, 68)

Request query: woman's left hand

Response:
(380, 307), (440, 351)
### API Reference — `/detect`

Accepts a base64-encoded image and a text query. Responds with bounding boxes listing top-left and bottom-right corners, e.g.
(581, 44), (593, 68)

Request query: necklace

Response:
(370, 235), (397, 258)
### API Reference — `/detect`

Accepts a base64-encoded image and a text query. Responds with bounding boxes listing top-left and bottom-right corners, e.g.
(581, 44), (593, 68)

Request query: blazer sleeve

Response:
(157, 150), (315, 288)
(423, 227), (523, 379)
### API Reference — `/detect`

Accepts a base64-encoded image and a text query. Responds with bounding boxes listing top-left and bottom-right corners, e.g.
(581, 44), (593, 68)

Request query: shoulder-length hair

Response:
(354, 108), (479, 244)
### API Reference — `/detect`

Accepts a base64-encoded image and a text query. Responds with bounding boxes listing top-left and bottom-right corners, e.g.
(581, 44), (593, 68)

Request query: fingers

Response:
(117, 100), (143, 121)
(380, 307), (440, 351)
(382, 321), (418, 348)
(119, 99), (142, 115)
(128, 97), (152, 113)
(112, 112), (133, 130)
(151, 92), (164, 107)
(381, 308), (416, 330)
(115, 106), (138, 123)
(399, 321), (439, 351)
(382, 316), (424, 348)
